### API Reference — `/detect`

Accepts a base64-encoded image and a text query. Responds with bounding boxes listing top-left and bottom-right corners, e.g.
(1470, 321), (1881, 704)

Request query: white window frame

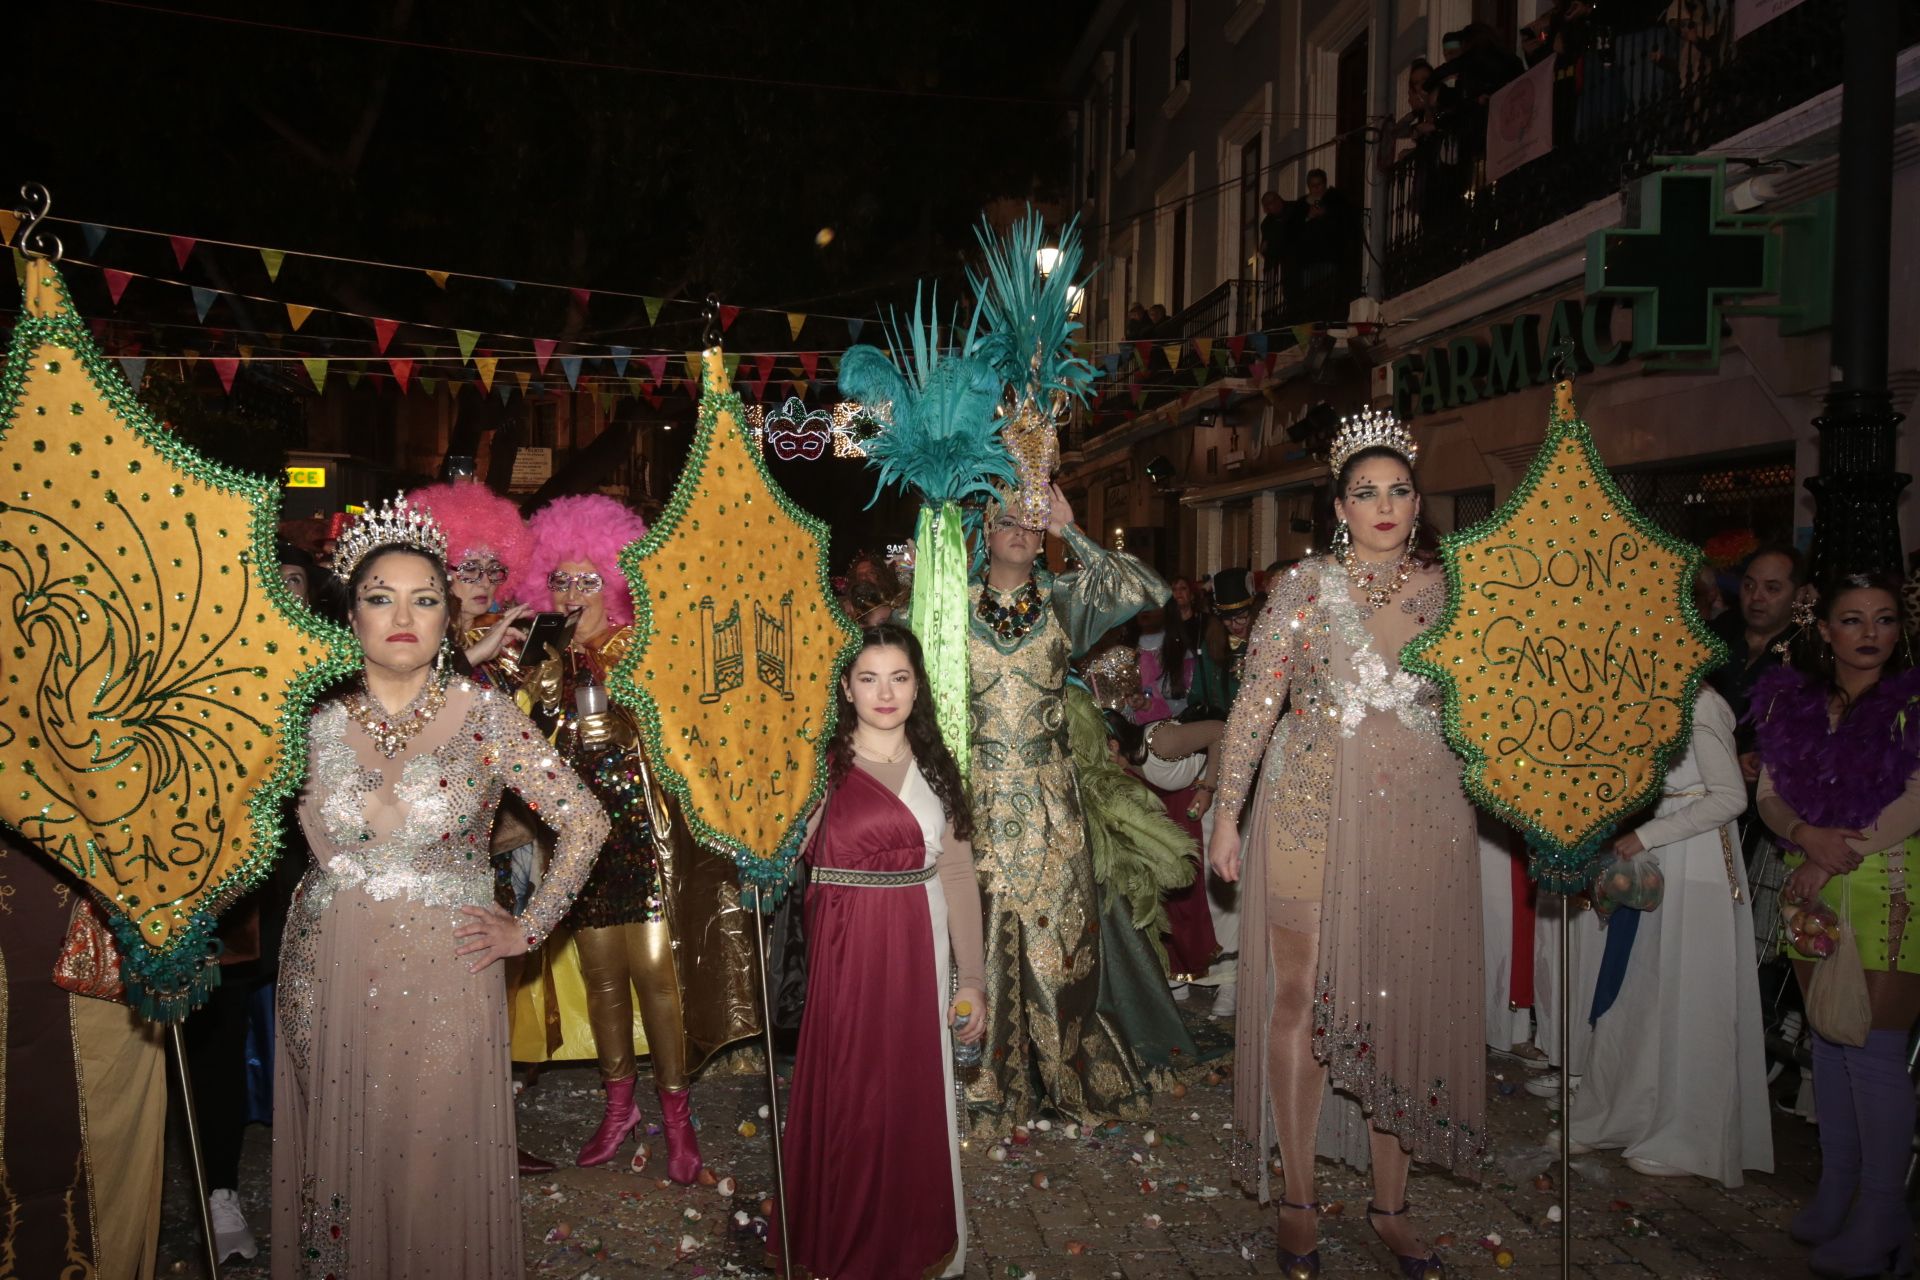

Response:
(1303, 0), (1371, 198)
(1117, 29), (1139, 170)
(1216, 82), (1275, 285)
(1153, 155), (1196, 317)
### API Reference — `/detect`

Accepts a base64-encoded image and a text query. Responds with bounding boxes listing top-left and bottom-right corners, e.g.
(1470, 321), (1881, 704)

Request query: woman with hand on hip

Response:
(1208, 414), (1483, 1280)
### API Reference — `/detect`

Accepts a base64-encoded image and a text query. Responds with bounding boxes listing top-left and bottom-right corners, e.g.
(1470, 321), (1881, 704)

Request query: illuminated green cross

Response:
(1586, 163), (1779, 365)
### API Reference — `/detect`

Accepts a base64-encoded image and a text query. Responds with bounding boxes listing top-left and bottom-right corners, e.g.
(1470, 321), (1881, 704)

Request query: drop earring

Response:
(1405, 517), (1419, 560)
(1332, 519), (1352, 558)
(436, 634), (453, 680)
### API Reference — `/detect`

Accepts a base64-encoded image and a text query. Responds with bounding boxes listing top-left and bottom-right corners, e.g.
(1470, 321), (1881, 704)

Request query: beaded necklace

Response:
(975, 577), (1046, 643)
(344, 677), (448, 758)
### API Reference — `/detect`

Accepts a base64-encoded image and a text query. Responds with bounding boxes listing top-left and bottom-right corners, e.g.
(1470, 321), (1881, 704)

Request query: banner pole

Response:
(170, 1021), (222, 1280)
(1559, 893), (1572, 1279)
(752, 889), (793, 1279)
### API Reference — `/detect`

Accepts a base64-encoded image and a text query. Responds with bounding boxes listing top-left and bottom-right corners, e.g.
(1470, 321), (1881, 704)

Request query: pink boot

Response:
(576, 1076), (639, 1167)
(658, 1085), (704, 1185)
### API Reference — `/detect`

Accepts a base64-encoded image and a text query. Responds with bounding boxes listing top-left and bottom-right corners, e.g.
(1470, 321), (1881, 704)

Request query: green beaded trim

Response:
(1401, 385), (1727, 893)
(0, 262), (358, 1019)
(609, 354), (859, 900)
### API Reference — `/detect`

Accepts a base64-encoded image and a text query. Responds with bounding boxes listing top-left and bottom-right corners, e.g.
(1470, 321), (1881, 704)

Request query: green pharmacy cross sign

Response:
(1586, 159), (1780, 369)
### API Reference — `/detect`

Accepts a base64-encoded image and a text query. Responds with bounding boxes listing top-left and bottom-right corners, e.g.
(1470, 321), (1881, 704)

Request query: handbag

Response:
(53, 896), (125, 1002)
(1805, 875), (1872, 1047)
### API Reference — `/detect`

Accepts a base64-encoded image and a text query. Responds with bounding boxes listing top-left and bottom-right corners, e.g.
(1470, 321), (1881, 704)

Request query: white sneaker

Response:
(1541, 1129), (1596, 1155)
(1210, 982), (1237, 1018)
(208, 1188), (258, 1262)
(1524, 1072), (1581, 1099)
(1626, 1156), (1688, 1177)
(1169, 981), (1190, 1001)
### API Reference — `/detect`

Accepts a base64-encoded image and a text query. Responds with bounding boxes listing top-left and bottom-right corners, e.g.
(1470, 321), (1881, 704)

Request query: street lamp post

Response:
(1805, 1), (1907, 581)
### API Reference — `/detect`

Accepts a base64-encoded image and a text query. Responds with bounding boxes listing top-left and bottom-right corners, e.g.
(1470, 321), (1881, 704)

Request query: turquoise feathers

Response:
(969, 208), (1095, 407)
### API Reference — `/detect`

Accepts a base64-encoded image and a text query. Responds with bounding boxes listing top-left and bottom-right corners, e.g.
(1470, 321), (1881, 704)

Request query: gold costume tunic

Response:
(1214, 557), (1485, 1190)
(965, 525), (1168, 1134)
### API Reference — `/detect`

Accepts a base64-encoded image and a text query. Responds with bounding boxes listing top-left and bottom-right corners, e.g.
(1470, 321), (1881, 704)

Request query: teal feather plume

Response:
(837, 287), (1013, 507)
(970, 207), (1095, 406)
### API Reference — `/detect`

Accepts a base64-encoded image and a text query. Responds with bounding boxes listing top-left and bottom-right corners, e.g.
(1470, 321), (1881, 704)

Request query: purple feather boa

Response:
(1748, 663), (1920, 831)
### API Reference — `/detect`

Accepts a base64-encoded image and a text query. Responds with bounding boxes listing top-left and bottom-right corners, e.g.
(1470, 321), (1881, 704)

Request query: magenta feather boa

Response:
(1749, 663), (1920, 831)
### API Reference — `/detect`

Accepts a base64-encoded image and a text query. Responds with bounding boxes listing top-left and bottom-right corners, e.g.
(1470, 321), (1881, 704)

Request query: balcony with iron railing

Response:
(1383, 0), (1917, 299)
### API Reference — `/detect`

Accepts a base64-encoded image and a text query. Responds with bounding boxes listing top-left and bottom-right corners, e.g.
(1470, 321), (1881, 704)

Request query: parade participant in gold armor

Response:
(507, 494), (757, 1178)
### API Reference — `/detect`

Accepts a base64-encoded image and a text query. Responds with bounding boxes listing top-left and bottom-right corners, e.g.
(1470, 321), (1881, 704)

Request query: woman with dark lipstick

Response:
(1753, 569), (1919, 1278)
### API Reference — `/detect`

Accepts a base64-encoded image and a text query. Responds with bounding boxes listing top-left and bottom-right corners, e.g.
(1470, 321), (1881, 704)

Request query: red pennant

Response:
(102, 269), (133, 306)
(682, 377), (699, 400)
(642, 354), (668, 382)
(533, 338), (557, 373)
(1227, 335), (1248, 362)
(754, 354), (776, 382)
(170, 236), (197, 269)
(211, 356), (239, 393)
(645, 394), (663, 410)
(570, 288), (591, 308)
(718, 304), (741, 332)
(798, 351), (820, 380)
(372, 317), (400, 354)
(1133, 340), (1153, 366)
(388, 357), (414, 393)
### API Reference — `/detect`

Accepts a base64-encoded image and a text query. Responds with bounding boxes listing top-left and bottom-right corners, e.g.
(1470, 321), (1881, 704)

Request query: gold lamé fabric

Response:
(514, 628), (758, 1074)
(1214, 557), (1486, 1185)
(963, 527), (1169, 1134)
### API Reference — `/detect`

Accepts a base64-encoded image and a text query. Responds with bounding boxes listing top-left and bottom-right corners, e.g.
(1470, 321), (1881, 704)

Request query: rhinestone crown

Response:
(1327, 407), (1419, 477)
(330, 493), (449, 582)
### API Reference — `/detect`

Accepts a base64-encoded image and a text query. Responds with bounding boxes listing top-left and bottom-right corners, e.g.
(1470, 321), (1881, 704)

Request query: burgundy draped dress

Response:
(780, 761), (974, 1279)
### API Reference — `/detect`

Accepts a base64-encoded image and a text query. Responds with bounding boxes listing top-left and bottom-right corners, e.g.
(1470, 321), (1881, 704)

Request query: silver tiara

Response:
(331, 493), (449, 582)
(1328, 407), (1418, 477)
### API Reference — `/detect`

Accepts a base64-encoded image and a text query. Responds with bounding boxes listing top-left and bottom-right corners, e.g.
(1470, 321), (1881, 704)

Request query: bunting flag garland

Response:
(210, 355), (240, 392)
(569, 287), (591, 308)
(190, 286), (217, 323)
(0, 209), (18, 245)
(372, 317), (399, 354)
(1163, 343), (1183, 370)
(260, 247), (285, 282)
(455, 328), (480, 362)
(610, 345), (630, 376)
(560, 356), (582, 390)
(532, 337), (556, 372)
(718, 303), (740, 332)
(787, 312), (806, 341)
(302, 356), (328, 393)
(642, 295), (664, 324)
(798, 351), (819, 380)
(168, 235), (195, 269)
(388, 356), (413, 392)
(81, 224), (107, 254)
(424, 269), (449, 289)
(118, 355), (147, 387)
(845, 318), (864, 343)
(285, 302), (314, 332)
(475, 355), (497, 392)
(1194, 337), (1213, 367)
(642, 354), (667, 382)
(103, 268), (132, 305)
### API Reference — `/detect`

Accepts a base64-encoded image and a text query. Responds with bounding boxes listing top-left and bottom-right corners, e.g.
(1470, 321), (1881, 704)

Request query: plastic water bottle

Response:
(951, 1000), (983, 1068)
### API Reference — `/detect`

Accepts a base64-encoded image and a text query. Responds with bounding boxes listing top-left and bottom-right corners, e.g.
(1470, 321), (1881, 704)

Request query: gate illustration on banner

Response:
(698, 596), (746, 704)
(754, 592), (795, 700)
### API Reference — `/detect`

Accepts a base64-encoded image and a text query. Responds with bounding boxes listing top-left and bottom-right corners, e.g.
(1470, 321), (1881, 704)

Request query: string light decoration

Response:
(741, 398), (884, 459)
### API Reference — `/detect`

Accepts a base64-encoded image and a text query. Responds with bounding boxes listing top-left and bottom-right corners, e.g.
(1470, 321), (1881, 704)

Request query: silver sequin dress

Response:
(271, 680), (609, 1279)
(1214, 557), (1485, 1192)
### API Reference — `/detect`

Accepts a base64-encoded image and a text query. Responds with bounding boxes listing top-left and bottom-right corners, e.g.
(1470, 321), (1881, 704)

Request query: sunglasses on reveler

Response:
(452, 557), (509, 585)
(547, 570), (604, 596)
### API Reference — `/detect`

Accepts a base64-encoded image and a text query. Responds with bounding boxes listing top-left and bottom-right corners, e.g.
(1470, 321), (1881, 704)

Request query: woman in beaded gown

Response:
(504, 494), (758, 1177)
(964, 483), (1178, 1134)
(271, 505), (611, 1280)
(1209, 424), (1481, 1280)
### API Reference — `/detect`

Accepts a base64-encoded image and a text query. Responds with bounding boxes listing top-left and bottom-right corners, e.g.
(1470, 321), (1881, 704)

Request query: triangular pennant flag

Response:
(570, 287), (592, 309)
(181, 349), (200, 370)
(450, 329), (478, 362)
(683, 351), (702, 384)
(475, 356), (497, 393)
(1250, 331), (1270, 356)
(302, 357), (329, 394)
(798, 351), (820, 380)
(846, 318), (865, 343)
(626, 377), (646, 398)
(532, 338), (557, 373)
(170, 236), (197, 269)
(81, 224), (107, 254)
(610, 345), (631, 377)
(790, 378), (809, 398)
(388, 357), (414, 393)
(722, 352), (740, 380)
(1193, 363), (1211, 386)
(1194, 337), (1214, 367)
(787, 312), (806, 341)
(513, 369), (531, 391)
(260, 248), (286, 282)
(645, 393), (663, 410)
(682, 377), (699, 400)
(191, 286), (218, 322)
(642, 354), (667, 382)
(0, 210), (18, 246)
(372, 317), (400, 354)
(497, 381), (513, 404)
(118, 356), (148, 388)
(494, 278), (517, 291)
(418, 375), (439, 398)
(237, 345), (255, 366)
(1227, 334), (1248, 362)
(1290, 324), (1315, 349)
(424, 269), (450, 289)
(102, 268), (133, 306)
(1163, 343), (1183, 370)
(211, 356), (240, 393)
(1102, 352), (1122, 378)
(560, 356), (583, 390)
(754, 353), (777, 382)
(1133, 340), (1153, 366)
(642, 296), (664, 324)
(12, 249), (28, 287)
(1131, 381), (1147, 407)
(285, 302), (315, 332)
(718, 304), (741, 332)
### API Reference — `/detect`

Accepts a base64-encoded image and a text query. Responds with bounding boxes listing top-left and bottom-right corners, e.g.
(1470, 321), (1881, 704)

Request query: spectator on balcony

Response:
(1125, 302), (1152, 340)
(1653, 0), (1727, 90)
(1147, 302), (1170, 333)
(1286, 170), (1359, 315)
(1431, 21), (1525, 167)
(1259, 192), (1291, 295)
(1523, 1), (1593, 149)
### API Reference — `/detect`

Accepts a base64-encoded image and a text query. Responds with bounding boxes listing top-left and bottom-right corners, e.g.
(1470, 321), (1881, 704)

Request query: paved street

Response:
(158, 1004), (1825, 1278)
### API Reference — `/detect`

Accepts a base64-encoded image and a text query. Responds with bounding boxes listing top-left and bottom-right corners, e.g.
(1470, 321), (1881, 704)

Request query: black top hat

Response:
(1213, 567), (1258, 616)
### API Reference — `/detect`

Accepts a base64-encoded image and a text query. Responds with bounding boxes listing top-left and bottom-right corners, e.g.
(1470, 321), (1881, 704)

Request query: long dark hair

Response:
(1332, 445), (1439, 564)
(1797, 569), (1911, 716)
(828, 623), (974, 841)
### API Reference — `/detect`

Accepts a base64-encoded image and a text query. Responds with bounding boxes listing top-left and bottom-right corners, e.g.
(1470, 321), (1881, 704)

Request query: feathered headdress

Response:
(969, 208), (1096, 530)
(838, 288), (1012, 773)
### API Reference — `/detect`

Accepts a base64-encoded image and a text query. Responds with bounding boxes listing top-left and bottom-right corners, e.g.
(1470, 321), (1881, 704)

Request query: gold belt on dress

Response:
(1658, 789), (1745, 903)
(809, 864), (937, 888)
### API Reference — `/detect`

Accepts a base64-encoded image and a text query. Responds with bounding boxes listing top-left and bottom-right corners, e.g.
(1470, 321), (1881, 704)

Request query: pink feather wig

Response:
(512, 493), (649, 628)
(406, 482), (530, 580)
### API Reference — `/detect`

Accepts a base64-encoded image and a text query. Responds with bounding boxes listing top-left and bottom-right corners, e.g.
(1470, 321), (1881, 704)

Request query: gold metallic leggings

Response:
(574, 921), (689, 1090)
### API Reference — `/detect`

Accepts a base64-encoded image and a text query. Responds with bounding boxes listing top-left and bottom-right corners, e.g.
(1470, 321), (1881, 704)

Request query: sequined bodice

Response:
(297, 681), (609, 944)
(968, 589), (1071, 773)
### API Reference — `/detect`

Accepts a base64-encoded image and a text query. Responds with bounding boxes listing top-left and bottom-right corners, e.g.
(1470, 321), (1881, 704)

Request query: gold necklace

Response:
(345, 678), (448, 758)
(853, 736), (910, 764)
(1338, 547), (1415, 609)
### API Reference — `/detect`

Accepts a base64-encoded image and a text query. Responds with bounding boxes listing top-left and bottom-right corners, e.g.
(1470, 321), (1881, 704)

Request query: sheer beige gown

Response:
(271, 680), (609, 1279)
(1214, 557), (1486, 1196)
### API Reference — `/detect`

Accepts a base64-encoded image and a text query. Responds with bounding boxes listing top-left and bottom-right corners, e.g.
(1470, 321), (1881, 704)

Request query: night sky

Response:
(9, 0), (1096, 559)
